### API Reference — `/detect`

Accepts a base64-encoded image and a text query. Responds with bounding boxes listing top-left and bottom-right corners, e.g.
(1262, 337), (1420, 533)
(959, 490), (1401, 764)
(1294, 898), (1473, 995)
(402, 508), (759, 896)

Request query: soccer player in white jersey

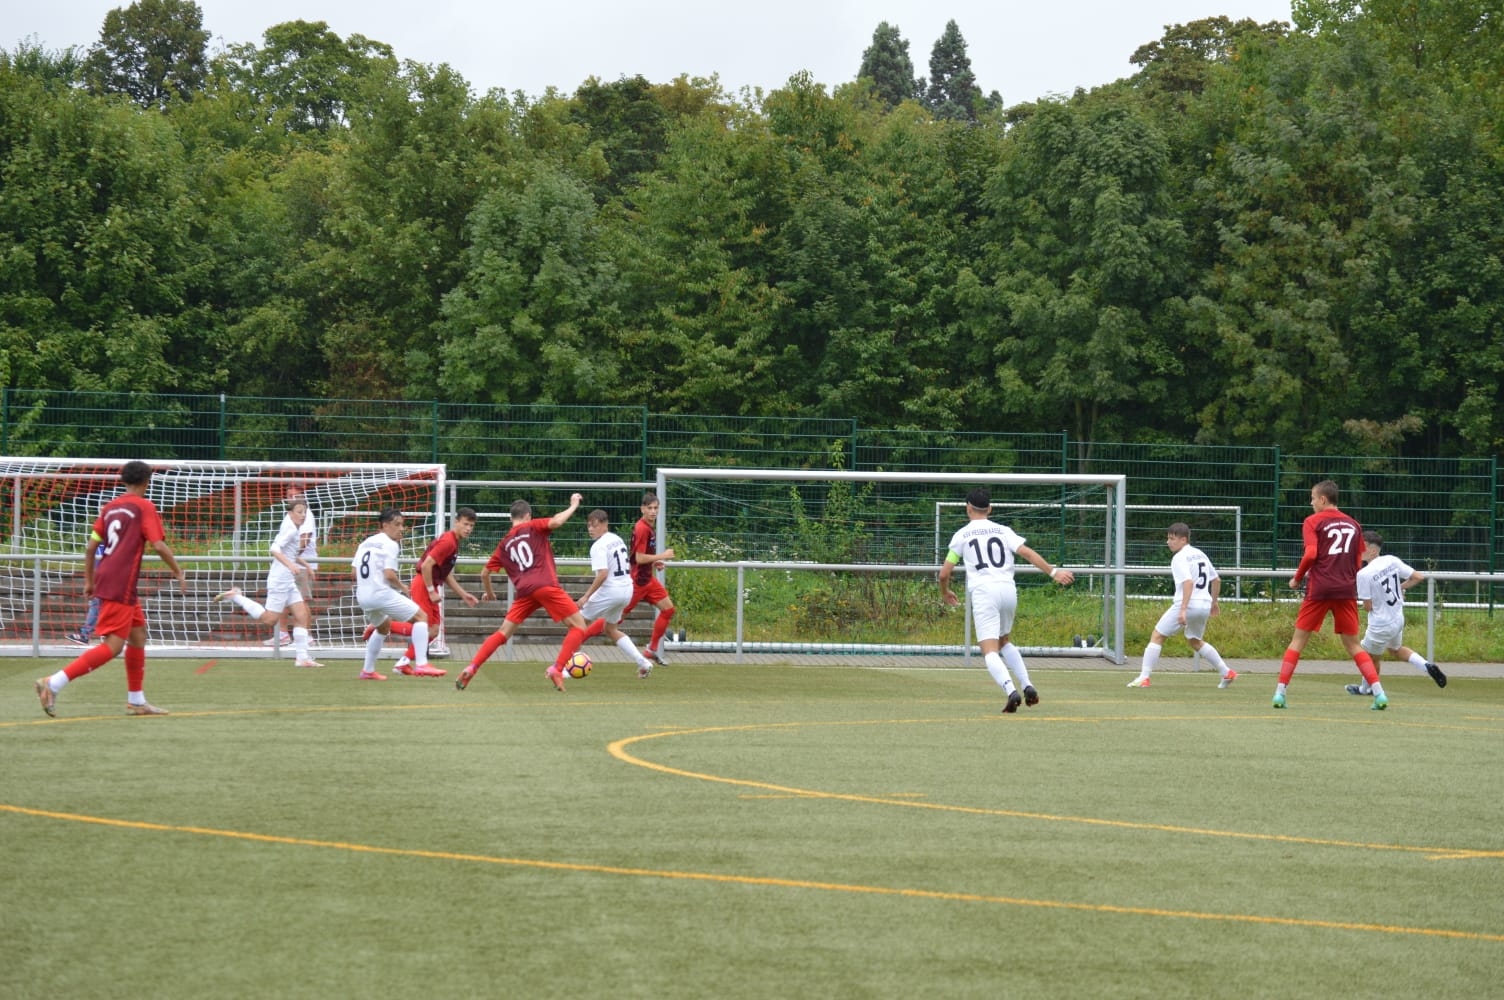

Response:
(577, 509), (656, 678)
(1347, 530), (1447, 695)
(215, 498), (323, 668)
(350, 507), (431, 681)
(938, 487), (1076, 713)
(1128, 522), (1237, 689)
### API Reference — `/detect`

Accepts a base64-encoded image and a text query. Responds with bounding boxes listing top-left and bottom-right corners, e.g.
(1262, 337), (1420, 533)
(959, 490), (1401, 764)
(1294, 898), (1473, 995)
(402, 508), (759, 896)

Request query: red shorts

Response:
(408, 578), (442, 625)
(625, 578), (669, 615)
(94, 599), (146, 639)
(1295, 598), (1359, 635)
(504, 585), (579, 624)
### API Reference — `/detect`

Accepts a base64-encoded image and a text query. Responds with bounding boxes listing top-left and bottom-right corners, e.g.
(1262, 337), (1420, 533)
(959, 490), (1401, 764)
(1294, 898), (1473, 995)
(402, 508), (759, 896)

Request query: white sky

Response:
(11, 1), (1294, 104)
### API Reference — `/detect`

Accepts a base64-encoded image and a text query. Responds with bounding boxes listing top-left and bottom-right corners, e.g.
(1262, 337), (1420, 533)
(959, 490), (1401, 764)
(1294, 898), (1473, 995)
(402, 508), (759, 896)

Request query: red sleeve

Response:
(1293, 515), (1318, 583)
(428, 533), (457, 565)
(484, 540), (505, 572)
(630, 519), (650, 558)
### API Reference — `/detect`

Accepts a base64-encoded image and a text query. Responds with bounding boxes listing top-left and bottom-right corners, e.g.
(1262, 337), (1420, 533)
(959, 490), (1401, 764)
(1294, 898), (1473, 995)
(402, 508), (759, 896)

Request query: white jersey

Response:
(1169, 544), (1218, 610)
(295, 511), (318, 570)
(590, 530), (634, 601)
(946, 520), (1027, 587)
(1358, 553), (1414, 631)
(269, 513), (316, 584)
(352, 531), (402, 601)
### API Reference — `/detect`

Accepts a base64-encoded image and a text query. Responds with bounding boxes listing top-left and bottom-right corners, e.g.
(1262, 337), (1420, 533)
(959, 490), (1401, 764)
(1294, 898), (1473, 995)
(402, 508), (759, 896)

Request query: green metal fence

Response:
(2, 389), (1499, 577)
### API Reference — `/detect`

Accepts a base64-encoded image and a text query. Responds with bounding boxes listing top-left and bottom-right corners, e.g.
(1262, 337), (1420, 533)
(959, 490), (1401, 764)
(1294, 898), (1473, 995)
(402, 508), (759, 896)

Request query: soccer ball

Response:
(565, 652), (593, 679)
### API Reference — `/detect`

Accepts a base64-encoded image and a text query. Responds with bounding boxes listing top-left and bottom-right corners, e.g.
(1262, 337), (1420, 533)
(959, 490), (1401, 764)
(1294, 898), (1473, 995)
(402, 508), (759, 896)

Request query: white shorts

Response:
(263, 574), (306, 615)
(967, 579), (1018, 641)
(1361, 620), (1405, 657)
(358, 587), (419, 626)
(1154, 604), (1211, 641)
(580, 584), (632, 624)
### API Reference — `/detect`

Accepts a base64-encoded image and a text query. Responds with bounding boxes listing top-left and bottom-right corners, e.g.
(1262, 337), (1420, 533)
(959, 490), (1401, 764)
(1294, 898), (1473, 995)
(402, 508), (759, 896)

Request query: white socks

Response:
(616, 634), (650, 669)
(363, 628), (385, 673)
(1001, 643), (1033, 689)
(233, 593), (267, 619)
(293, 626), (310, 660)
(1139, 641), (1162, 680)
(983, 651), (1016, 695)
(411, 621), (429, 666)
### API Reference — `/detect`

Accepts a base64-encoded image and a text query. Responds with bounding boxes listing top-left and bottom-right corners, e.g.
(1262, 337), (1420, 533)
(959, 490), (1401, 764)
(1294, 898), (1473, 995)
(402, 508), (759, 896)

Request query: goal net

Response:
(0, 459), (444, 655)
(655, 468), (1127, 663)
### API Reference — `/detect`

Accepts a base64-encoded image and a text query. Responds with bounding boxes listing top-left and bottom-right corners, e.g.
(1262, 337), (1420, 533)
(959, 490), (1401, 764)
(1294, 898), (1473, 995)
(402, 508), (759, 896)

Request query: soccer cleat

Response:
(35, 678), (56, 717)
(361, 623), (378, 644)
(1023, 685), (1039, 707)
(213, 587), (242, 603)
(262, 631), (292, 646)
(638, 662), (653, 679)
(546, 664), (567, 692)
(1344, 684), (1366, 696)
(1271, 692), (1287, 709)
(294, 657), (324, 669)
(392, 655), (411, 670)
(66, 632), (90, 646)
(393, 663), (416, 676)
(1426, 662), (1447, 688)
(125, 701), (168, 716)
(455, 666), (476, 690)
(1002, 690), (1022, 714)
(358, 670), (387, 681)
(1218, 669), (1238, 689)
(1127, 676), (1151, 688)
(644, 647), (667, 666)
(1371, 693), (1389, 711)
(411, 664), (447, 677)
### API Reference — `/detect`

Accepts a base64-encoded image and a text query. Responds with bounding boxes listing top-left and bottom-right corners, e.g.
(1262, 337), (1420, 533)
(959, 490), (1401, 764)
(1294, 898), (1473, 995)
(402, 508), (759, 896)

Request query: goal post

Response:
(0, 458), (445, 655)
(655, 468), (1128, 664)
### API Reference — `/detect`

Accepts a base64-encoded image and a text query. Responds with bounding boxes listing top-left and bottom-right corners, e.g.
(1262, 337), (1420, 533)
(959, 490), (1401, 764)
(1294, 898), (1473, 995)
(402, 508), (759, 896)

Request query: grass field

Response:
(2, 652), (1501, 999)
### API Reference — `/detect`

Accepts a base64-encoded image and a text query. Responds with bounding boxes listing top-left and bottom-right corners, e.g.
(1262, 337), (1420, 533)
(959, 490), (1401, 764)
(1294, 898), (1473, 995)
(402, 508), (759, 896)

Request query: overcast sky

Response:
(13, 1), (1294, 104)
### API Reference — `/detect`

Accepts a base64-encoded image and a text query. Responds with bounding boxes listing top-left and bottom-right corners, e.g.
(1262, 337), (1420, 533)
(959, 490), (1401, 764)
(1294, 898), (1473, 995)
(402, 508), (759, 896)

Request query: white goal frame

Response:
(0, 458), (445, 657)
(657, 468), (1128, 664)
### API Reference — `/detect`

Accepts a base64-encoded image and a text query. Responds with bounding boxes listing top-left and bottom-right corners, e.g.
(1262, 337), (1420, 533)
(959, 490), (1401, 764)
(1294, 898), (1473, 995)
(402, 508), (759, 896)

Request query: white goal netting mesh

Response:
(0, 459), (443, 653)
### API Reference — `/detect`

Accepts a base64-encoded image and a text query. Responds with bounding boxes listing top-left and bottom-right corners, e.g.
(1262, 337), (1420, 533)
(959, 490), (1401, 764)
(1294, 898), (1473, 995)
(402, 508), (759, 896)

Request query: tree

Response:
(923, 20), (984, 121)
(857, 22), (919, 109)
(219, 21), (397, 137)
(84, 0), (209, 109)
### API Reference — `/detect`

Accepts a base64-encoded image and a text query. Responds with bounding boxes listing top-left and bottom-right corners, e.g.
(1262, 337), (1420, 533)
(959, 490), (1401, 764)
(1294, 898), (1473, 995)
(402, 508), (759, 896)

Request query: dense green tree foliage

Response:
(84, 0), (209, 109)
(3, 4), (1503, 457)
(857, 22), (919, 109)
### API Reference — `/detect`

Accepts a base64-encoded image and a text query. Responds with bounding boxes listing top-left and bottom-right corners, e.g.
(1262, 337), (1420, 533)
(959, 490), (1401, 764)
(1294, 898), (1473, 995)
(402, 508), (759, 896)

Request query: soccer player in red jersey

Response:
(619, 492), (677, 665)
(455, 494), (589, 692)
(1273, 480), (1387, 710)
(384, 507), (480, 676)
(35, 461), (186, 717)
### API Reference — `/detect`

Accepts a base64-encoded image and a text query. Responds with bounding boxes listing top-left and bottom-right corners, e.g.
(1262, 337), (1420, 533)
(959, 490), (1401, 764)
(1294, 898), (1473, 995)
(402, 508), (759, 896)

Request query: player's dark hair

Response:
(119, 460), (152, 486)
(966, 487), (990, 510)
(510, 499), (532, 521)
(378, 506), (403, 525)
(641, 492), (658, 506)
(1363, 530), (1384, 550)
(1313, 480), (1339, 503)
(1167, 522), (1190, 539)
(455, 506), (477, 522)
(287, 498), (308, 515)
(588, 508), (609, 524)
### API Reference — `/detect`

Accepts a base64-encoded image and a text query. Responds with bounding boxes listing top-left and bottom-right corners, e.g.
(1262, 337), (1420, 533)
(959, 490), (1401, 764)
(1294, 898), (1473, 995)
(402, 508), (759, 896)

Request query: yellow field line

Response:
(608, 721), (1504, 861)
(1, 802), (1499, 944)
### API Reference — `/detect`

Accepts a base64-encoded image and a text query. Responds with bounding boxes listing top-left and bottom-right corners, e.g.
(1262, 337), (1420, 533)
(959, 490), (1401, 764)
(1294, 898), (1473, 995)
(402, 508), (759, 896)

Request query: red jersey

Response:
(91, 493), (165, 605)
(629, 516), (658, 587)
(415, 530), (461, 586)
(485, 517), (559, 598)
(1294, 506), (1362, 601)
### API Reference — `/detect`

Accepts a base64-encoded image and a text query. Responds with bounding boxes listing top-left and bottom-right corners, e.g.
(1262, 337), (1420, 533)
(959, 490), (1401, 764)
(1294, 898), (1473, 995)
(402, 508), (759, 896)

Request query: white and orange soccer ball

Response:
(565, 651), (593, 679)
